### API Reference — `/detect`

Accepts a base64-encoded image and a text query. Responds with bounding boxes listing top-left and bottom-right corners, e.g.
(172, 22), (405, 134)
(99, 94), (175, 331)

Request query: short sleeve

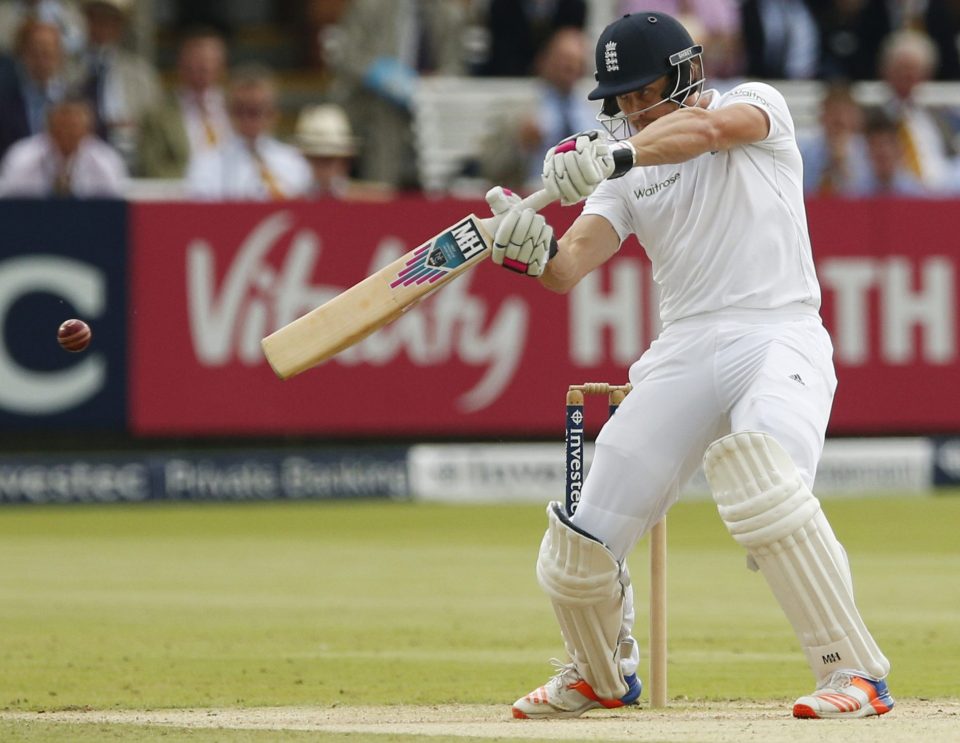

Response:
(718, 82), (795, 144)
(580, 177), (633, 244)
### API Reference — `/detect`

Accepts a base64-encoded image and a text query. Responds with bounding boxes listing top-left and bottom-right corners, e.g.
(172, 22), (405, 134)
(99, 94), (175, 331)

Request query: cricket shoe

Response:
(793, 670), (895, 719)
(512, 660), (641, 719)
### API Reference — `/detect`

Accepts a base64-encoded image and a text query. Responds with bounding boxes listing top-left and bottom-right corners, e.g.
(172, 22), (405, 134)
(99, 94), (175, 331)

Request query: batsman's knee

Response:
(702, 431), (820, 548)
(702, 431), (889, 681)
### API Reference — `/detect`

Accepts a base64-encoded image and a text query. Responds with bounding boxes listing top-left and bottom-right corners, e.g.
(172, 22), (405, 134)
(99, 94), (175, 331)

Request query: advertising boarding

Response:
(127, 198), (960, 437)
(0, 200), (127, 430)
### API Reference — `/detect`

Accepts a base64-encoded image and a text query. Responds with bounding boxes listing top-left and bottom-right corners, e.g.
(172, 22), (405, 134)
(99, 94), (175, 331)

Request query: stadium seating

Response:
(411, 77), (960, 195)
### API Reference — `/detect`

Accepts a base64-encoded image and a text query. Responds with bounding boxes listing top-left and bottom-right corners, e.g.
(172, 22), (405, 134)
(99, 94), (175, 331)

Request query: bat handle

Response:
(517, 188), (556, 213)
(483, 188), (556, 233)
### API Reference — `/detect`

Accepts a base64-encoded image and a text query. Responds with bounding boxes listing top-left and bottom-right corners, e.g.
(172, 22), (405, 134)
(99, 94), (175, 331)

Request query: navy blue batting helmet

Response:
(589, 13), (704, 119)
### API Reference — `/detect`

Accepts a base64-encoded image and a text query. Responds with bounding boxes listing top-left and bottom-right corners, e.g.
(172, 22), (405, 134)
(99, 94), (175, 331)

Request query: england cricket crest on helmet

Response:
(604, 41), (619, 72)
(588, 13), (705, 140)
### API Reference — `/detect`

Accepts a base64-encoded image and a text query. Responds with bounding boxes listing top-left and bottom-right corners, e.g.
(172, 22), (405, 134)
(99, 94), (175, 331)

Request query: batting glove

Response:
(485, 187), (555, 277)
(485, 185), (522, 215)
(543, 130), (636, 205)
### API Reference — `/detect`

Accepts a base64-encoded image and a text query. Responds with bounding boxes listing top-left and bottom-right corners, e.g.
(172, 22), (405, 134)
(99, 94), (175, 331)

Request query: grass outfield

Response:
(0, 495), (957, 740)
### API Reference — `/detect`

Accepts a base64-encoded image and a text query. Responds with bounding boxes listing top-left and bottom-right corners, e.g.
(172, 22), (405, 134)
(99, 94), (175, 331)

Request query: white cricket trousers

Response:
(570, 305), (838, 677)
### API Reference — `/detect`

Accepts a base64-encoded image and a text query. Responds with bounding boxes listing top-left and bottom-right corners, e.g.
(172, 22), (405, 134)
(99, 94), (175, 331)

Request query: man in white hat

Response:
(295, 103), (392, 200)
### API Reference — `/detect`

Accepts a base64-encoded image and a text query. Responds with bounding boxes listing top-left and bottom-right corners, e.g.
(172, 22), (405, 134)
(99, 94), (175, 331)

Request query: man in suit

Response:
(185, 65), (311, 200)
(0, 20), (69, 160)
(866, 28), (958, 193)
(740, 0), (820, 79)
(479, 28), (597, 193)
(328, 0), (467, 189)
(78, 0), (161, 172)
(138, 27), (231, 178)
(478, 0), (587, 76)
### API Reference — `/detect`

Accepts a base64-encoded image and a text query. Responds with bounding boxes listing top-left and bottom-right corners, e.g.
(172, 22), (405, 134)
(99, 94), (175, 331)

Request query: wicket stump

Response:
(565, 382), (668, 708)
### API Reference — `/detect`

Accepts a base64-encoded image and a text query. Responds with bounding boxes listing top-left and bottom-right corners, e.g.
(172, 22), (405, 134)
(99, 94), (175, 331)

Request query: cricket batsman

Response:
(486, 11), (894, 720)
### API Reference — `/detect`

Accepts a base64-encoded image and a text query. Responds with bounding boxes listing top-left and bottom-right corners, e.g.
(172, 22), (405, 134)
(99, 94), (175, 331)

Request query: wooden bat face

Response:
(260, 189), (552, 380)
(260, 215), (494, 379)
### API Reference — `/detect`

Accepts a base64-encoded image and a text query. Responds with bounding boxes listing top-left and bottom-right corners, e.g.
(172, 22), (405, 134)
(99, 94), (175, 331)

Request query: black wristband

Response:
(609, 143), (635, 179)
(548, 236), (559, 260)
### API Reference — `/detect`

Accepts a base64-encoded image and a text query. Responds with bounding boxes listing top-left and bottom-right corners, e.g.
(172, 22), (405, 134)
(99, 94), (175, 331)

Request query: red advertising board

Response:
(130, 198), (960, 437)
(810, 198), (959, 433)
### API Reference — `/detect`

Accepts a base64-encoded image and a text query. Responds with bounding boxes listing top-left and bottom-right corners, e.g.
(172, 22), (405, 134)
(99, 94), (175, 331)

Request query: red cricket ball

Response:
(57, 318), (92, 352)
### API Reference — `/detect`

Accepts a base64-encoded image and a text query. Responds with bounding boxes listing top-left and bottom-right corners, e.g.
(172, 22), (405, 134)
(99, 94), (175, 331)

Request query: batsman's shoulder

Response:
(718, 81), (794, 141)
(720, 81), (788, 112)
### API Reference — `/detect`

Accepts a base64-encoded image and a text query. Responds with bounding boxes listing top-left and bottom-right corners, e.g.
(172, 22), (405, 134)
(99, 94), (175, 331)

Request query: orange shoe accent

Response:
(568, 679), (626, 709)
(850, 676), (878, 700)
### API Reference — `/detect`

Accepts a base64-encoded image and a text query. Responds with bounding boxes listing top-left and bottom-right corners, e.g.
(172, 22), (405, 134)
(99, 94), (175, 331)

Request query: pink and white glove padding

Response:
(485, 186), (556, 277)
(543, 130), (637, 206)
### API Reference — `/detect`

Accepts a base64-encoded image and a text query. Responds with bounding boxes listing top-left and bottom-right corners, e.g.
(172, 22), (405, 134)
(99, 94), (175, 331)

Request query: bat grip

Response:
(517, 188), (556, 213)
(483, 188), (557, 234)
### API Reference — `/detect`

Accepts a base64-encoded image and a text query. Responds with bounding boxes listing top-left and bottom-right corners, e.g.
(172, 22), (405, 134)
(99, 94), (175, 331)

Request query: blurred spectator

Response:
(0, 20), (69, 160)
(740, 0), (820, 79)
(78, 0), (162, 172)
(299, 0), (350, 72)
(477, 0), (587, 77)
(0, 0), (87, 59)
(185, 65), (311, 201)
(478, 27), (596, 193)
(618, 1), (742, 80)
(0, 97), (126, 197)
(889, 0), (960, 80)
(808, 0), (893, 81)
(811, 0), (960, 82)
(799, 83), (871, 196)
(328, 0), (467, 189)
(850, 109), (929, 196)
(866, 29), (957, 192)
(294, 103), (393, 200)
(138, 26), (230, 178)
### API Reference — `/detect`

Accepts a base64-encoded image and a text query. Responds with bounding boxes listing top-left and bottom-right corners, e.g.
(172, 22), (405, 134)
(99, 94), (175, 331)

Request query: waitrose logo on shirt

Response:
(634, 172), (680, 200)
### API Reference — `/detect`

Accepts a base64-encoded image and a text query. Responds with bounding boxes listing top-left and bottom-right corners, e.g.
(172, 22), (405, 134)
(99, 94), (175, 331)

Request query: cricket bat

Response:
(261, 188), (555, 379)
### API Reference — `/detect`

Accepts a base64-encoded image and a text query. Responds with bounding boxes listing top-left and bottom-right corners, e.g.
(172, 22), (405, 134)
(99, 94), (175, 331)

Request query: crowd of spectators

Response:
(2, 0), (960, 200)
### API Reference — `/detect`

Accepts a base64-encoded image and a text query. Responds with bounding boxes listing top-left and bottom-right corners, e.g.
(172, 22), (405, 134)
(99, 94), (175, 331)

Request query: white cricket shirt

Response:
(582, 82), (821, 325)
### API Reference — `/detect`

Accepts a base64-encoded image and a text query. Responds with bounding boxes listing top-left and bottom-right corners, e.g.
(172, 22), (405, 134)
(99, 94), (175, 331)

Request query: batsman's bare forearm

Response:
(627, 104), (769, 166)
(540, 214), (620, 293)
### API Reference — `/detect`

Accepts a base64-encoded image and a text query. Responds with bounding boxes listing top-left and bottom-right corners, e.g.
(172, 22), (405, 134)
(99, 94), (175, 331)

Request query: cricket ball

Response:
(57, 319), (92, 352)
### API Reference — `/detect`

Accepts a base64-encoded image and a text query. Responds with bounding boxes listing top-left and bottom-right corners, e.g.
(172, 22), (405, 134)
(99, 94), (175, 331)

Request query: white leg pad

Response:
(703, 432), (890, 682)
(536, 502), (628, 699)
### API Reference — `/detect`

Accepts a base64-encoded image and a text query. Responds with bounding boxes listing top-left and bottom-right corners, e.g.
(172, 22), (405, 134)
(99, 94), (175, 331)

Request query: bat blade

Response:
(261, 215), (493, 379)
(260, 188), (553, 380)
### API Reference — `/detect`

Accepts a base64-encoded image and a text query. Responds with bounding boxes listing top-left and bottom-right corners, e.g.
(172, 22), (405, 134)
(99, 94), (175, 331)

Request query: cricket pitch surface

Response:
(3, 699), (958, 741)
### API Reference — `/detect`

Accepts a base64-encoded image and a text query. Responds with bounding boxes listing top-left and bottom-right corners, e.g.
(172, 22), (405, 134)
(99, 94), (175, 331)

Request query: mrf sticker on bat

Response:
(390, 218), (486, 287)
